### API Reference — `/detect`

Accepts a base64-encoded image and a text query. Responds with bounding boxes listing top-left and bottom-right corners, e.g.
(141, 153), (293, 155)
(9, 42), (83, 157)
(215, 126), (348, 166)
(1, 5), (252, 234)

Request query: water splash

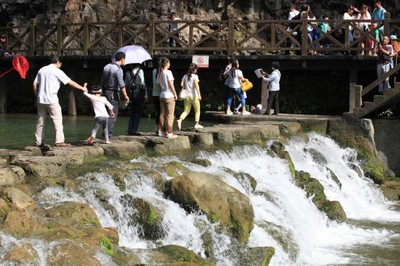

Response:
(29, 134), (400, 265)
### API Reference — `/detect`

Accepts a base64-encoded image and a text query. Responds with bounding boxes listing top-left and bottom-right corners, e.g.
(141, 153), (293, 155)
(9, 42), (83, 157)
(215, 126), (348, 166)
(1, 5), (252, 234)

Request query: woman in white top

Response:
(176, 63), (203, 130)
(156, 57), (178, 138)
(225, 59), (250, 115)
(358, 4), (372, 55)
(152, 58), (163, 136)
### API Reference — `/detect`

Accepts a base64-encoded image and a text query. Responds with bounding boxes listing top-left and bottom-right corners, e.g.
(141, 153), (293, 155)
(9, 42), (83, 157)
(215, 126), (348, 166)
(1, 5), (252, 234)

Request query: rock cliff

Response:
(0, 0), (399, 27)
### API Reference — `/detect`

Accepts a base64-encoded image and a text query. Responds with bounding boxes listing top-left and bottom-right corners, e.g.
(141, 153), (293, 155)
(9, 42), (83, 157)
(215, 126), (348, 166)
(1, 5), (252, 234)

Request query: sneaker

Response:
(194, 124), (204, 129)
(226, 111), (233, 116)
(233, 109), (239, 114)
(55, 142), (71, 147)
(176, 119), (182, 130)
(241, 111), (251, 115)
(37, 144), (52, 151)
(88, 136), (95, 145)
(156, 130), (163, 137)
(105, 140), (110, 144)
(165, 133), (178, 139)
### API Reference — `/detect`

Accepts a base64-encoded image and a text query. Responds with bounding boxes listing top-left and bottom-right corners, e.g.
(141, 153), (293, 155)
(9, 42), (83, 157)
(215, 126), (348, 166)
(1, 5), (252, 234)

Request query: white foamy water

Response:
(9, 133), (399, 265)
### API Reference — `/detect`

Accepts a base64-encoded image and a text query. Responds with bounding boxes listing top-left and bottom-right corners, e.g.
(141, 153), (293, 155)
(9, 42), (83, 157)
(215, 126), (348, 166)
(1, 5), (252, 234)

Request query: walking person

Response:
(152, 58), (163, 137)
(225, 59), (250, 115)
(100, 51), (129, 139)
(84, 85), (115, 145)
(261, 61), (281, 115)
(33, 55), (87, 148)
(156, 57), (178, 138)
(376, 35), (394, 93)
(168, 12), (181, 48)
(176, 63), (203, 130)
(125, 64), (147, 135)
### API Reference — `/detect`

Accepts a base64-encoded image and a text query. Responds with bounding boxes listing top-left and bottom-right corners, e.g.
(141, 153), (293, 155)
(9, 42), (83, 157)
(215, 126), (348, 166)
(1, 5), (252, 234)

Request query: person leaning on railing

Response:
(375, 35), (395, 93)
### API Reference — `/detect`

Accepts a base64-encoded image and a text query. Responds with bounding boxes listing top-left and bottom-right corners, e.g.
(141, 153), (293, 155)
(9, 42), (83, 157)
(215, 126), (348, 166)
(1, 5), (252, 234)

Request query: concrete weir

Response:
(0, 112), (345, 180)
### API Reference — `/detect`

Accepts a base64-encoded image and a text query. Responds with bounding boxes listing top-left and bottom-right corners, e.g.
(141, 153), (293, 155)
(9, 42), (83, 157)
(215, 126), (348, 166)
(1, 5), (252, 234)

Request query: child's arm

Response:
(105, 99), (115, 117)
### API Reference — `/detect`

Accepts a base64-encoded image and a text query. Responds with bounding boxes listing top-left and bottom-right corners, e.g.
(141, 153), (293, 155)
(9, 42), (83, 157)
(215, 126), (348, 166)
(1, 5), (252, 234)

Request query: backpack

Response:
(127, 68), (145, 99)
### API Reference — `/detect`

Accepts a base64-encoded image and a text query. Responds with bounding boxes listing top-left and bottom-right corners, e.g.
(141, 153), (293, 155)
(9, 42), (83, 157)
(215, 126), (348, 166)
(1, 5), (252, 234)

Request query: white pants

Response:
(377, 62), (391, 92)
(35, 103), (64, 146)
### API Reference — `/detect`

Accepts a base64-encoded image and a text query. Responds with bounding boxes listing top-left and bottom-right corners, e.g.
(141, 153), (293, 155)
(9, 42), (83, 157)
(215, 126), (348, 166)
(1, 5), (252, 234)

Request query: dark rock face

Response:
(0, 0), (398, 26)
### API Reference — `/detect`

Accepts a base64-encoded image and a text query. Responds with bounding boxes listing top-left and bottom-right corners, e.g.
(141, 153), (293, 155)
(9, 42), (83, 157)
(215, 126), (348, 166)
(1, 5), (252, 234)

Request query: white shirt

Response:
(182, 73), (199, 97)
(157, 69), (175, 99)
(262, 69), (281, 92)
(227, 69), (243, 89)
(343, 12), (354, 31)
(84, 92), (113, 118)
(34, 64), (71, 104)
(288, 10), (300, 20)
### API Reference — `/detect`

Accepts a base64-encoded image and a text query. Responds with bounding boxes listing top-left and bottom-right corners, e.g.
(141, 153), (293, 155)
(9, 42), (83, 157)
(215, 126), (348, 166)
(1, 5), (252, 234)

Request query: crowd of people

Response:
(286, 1), (393, 56)
(32, 51), (207, 146)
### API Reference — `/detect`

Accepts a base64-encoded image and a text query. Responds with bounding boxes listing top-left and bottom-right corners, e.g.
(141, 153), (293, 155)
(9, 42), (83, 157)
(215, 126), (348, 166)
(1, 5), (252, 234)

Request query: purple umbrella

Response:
(112, 45), (152, 65)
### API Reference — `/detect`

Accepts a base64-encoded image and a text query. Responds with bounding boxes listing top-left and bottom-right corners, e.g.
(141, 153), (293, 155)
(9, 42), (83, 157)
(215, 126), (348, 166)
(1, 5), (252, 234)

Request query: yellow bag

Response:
(241, 80), (253, 92)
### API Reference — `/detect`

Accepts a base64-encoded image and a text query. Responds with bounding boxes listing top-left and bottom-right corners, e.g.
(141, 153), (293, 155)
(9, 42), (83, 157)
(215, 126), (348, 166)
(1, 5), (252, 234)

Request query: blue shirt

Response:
(372, 7), (386, 20)
(101, 63), (125, 91)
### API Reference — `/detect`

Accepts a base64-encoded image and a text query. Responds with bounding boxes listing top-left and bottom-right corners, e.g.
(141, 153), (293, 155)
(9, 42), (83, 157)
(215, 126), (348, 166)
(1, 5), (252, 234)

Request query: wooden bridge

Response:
(1, 13), (400, 118)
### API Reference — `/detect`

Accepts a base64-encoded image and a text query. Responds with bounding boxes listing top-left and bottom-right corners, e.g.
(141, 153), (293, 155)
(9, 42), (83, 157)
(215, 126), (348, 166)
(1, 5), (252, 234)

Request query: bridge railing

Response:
(1, 13), (399, 57)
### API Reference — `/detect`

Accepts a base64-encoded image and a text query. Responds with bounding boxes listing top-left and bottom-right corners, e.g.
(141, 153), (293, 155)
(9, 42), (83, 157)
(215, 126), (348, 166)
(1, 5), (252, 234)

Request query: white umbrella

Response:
(112, 45), (152, 65)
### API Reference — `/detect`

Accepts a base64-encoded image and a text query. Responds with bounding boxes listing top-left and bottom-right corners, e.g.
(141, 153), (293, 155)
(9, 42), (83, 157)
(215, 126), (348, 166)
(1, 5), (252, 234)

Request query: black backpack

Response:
(127, 68), (145, 99)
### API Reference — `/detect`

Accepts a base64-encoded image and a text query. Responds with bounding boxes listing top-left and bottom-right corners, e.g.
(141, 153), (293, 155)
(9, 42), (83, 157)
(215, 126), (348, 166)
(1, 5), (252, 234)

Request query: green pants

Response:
(179, 97), (201, 122)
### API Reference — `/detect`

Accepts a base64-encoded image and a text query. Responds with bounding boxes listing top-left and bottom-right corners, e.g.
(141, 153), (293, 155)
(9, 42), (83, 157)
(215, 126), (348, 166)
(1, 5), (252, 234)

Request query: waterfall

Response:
(27, 133), (400, 265)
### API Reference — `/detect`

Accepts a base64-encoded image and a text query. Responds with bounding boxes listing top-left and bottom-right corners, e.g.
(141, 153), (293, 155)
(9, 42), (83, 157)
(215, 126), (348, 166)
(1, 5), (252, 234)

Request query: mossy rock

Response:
(132, 198), (165, 240)
(323, 200), (347, 222)
(153, 245), (215, 265)
(160, 161), (186, 178)
(363, 158), (385, 184)
(294, 170), (347, 221)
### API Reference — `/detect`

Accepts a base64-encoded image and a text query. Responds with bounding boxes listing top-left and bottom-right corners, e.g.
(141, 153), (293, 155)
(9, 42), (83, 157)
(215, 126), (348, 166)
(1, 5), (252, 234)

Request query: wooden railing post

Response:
(82, 17), (89, 56)
(57, 17), (63, 55)
(148, 13), (156, 55)
(189, 22), (193, 54)
(384, 12), (390, 37)
(228, 13), (235, 56)
(29, 19), (36, 56)
(301, 13), (308, 56)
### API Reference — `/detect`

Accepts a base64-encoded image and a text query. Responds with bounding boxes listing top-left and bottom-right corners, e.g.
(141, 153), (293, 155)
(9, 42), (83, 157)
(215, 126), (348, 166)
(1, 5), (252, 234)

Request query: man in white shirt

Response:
(33, 55), (87, 147)
(261, 61), (281, 115)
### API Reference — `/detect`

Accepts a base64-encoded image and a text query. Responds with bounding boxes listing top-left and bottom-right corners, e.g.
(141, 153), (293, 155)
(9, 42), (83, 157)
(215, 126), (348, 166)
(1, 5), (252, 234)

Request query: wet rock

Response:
(294, 171), (347, 222)
(193, 133), (214, 146)
(3, 210), (48, 236)
(132, 198), (165, 240)
(381, 180), (400, 200)
(151, 245), (215, 265)
(0, 165), (26, 186)
(102, 140), (146, 158)
(46, 242), (101, 266)
(165, 171), (254, 243)
(45, 202), (100, 228)
(1, 187), (35, 210)
(1, 243), (40, 266)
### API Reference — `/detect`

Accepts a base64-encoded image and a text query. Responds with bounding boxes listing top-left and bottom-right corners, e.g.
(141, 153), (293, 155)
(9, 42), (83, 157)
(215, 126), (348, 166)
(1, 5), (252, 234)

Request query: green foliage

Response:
(100, 236), (114, 256)
(378, 108), (394, 118)
(204, 101), (226, 111)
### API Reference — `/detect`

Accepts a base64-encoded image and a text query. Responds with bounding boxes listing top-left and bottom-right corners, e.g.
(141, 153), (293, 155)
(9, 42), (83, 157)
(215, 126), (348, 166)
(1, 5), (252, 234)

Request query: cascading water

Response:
(7, 133), (399, 265)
